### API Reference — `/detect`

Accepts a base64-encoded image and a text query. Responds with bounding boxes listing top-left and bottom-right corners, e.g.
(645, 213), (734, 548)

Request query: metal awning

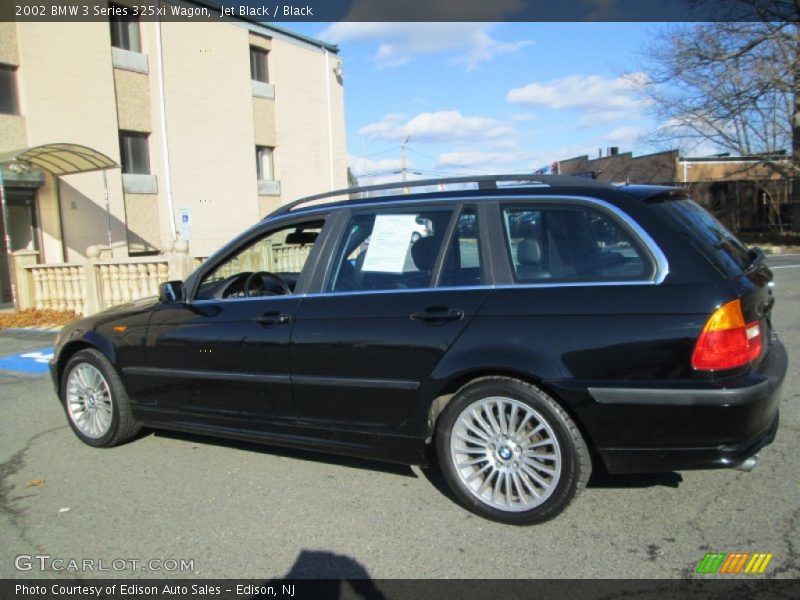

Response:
(0, 143), (118, 175)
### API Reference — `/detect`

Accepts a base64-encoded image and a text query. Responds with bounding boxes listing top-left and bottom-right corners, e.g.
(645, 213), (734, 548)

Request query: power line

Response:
(406, 146), (500, 175)
(357, 146), (402, 160)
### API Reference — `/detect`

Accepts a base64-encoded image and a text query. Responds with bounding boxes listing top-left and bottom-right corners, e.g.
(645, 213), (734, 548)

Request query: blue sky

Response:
(285, 22), (683, 183)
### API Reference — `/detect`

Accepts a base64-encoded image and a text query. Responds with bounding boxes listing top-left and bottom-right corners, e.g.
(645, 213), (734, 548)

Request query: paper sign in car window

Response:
(361, 214), (419, 273)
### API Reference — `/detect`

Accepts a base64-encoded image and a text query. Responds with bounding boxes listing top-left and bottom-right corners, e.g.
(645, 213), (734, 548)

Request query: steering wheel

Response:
(243, 271), (292, 297)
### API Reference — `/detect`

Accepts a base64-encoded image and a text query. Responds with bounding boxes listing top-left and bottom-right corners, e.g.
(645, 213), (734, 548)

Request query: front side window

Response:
(250, 46), (269, 83)
(328, 209), (453, 292)
(256, 146), (274, 180)
(109, 4), (141, 52)
(119, 131), (150, 174)
(196, 220), (323, 300)
(0, 64), (20, 115)
(502, 205), (652, 282)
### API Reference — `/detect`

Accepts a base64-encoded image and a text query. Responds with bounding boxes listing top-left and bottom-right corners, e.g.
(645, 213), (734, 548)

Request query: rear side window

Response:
(439, 208), (483, 287)
(501, 205), (653, 282)
(647, 198), (750, 277)
(328, 209), (453, 292)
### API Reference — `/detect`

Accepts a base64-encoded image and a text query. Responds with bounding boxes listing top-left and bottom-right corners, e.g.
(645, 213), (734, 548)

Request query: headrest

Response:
(517, 238), (542, 265)
(410, 236), (439, 271)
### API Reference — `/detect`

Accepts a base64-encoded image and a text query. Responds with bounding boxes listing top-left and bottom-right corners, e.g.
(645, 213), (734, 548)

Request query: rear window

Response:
(648, 198), (751, 277)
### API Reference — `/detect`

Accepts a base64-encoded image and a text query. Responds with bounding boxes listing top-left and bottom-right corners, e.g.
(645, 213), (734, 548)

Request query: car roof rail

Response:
(267, 173), (612, 218)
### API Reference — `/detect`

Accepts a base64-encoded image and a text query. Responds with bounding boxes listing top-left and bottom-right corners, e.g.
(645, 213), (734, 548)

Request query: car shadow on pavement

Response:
(149, 429), (418, 479)
(254, 550), (387, 598)
(587, 468), (683, 489)
(417, 447), (684, 504)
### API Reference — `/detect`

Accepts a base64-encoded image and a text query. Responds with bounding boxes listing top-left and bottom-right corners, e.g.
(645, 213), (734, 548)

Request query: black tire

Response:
(60, 348), (141, 448)
(435, 377), (590, 525)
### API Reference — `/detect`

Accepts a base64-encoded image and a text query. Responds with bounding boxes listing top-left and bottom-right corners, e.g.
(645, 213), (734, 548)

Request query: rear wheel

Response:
(61, 349), (140, 447)
(435, 377), (590, 524)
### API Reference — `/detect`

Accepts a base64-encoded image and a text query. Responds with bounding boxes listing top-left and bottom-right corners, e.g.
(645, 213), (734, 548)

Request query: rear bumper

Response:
(560, 337), (787, 474)
(599, 412), (779, 473)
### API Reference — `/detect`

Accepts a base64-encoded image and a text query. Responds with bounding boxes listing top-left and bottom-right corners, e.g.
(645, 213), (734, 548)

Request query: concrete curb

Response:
(0, 327), (62, 334)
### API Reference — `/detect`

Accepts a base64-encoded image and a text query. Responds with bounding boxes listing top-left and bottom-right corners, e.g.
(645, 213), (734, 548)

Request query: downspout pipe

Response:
(155, 17), (178, 241)
(324, 49), (334, 191)
(0, 167), (15, 304)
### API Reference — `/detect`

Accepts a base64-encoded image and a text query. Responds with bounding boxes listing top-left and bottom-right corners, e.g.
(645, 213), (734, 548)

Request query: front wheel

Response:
(61, 349), (141, 447)
(435, 377), (590, 524)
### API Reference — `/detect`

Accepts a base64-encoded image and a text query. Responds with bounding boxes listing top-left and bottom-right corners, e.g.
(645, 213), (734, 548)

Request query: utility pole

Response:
(401, 136), (410, 192)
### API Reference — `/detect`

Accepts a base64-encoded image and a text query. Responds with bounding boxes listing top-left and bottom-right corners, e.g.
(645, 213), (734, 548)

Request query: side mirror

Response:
(159, 281), (184, 304)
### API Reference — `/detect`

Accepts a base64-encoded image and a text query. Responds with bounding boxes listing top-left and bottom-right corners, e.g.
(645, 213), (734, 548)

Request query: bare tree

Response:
(635, 0), (800, 225)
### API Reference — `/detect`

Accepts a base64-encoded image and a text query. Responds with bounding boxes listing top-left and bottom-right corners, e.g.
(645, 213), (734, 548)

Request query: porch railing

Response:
(12, 243), (194, 316)
(12, 241), (315, 317)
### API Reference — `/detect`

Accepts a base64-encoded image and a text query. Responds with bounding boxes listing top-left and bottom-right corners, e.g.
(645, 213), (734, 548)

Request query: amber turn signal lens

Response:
(691, 299), (762, 371)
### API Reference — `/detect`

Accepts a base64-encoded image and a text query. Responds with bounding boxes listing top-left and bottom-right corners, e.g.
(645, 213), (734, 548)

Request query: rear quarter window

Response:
(646, 197), (751, 277)
(501, 205), (654, 283)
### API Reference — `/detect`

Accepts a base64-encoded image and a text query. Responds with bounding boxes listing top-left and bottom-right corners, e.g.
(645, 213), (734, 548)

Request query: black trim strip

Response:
(589, 380), (770, 406)
(123, 367), (290, 385)
(292, 375), (419, 390)
(123, 367), (419, 390)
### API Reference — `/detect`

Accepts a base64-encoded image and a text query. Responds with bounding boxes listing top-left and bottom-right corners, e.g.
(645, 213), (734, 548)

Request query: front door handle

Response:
(254, 311), (291, 325)
(410, 306), (464, 323)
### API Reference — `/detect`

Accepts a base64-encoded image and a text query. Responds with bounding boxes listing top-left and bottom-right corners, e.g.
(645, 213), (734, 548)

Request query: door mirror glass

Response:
(159, 280), (184, 304)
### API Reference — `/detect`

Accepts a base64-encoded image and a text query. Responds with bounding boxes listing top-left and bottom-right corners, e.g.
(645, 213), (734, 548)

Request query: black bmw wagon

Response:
(50, 174), (787, 524)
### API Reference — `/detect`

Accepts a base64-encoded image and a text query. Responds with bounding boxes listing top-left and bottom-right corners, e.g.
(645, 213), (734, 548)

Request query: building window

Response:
(0, 65), (20, 115)
(119, 131), (150, 174)
(256, 146), (274, 180)
(250, 47), (269, 83)
(109, 4), (141, 53)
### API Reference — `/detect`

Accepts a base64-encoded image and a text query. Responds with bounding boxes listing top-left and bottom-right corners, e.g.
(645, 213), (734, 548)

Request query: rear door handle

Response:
(410, 306), (464, 323)
(254, 311), (291, 325)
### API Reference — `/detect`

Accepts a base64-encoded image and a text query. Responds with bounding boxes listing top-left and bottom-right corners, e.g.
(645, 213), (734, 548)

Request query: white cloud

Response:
(486, 138), (523, 150)
(606, 125), (643, 145)
(507, 73), (647, 112)
(449, 30), (534, 71)
(319, 22), (533, 70)
(348, 154), (403, 177)
(437, 150), (515, 168)
(436, 147), (551, 173)
(359, 111), (515, 144)
(354, 112), (406, 138)
(577, 109), (629, 128)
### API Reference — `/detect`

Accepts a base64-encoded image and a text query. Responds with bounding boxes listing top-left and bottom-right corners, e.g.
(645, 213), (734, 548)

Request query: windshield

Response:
(648, 197), (752, 277)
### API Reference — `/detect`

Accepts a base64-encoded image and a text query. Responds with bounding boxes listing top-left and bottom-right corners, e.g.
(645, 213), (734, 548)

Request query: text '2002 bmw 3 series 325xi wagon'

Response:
(51, 174), (787, 524)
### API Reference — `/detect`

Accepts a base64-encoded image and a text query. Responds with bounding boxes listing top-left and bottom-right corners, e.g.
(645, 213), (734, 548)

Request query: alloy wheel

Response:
(65, 363), (113, 439)
(449, 396), (562, 512)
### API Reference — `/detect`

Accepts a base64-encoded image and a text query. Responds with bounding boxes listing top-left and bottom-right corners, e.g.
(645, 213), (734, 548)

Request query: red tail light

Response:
(691, 299), (762, 371)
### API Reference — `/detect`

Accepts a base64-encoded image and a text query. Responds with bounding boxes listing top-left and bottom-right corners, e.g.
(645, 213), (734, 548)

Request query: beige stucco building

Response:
(0, 6), (347, 302)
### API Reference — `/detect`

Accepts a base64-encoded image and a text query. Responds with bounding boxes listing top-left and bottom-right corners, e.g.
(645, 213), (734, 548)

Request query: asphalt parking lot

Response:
(1, 255), (798, 580)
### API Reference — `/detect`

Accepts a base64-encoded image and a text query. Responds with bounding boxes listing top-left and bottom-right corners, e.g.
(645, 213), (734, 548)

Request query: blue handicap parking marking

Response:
(0, 347), (54, 374)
